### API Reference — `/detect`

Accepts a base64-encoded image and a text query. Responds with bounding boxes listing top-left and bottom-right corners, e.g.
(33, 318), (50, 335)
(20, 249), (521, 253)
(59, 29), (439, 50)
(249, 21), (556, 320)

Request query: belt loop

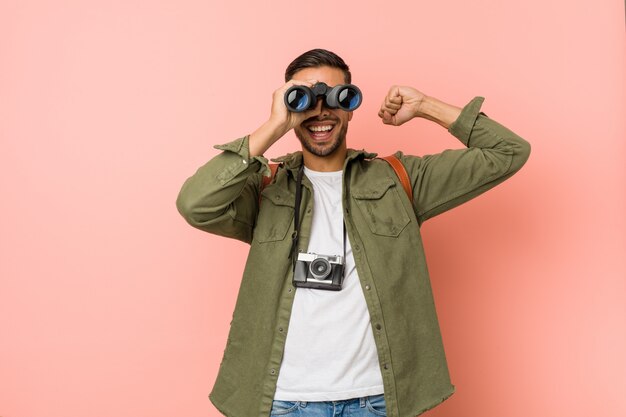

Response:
(360, 397), (366, 408)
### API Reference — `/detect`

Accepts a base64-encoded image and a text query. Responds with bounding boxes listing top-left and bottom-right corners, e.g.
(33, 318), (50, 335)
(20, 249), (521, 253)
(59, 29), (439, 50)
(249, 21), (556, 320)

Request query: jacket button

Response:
(375, 323), (382, 330)
(288, 288), (292, 293)
(365, 285), (370, 290)
(384, 363), (389, 370)
(279, 327), (283, 332)
(270, 369), (276, 375)
(354, 245), (360, 251)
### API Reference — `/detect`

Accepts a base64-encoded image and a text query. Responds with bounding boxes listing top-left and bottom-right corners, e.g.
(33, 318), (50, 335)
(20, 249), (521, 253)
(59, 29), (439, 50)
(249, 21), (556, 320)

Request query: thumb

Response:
(382, 110), (393, 124)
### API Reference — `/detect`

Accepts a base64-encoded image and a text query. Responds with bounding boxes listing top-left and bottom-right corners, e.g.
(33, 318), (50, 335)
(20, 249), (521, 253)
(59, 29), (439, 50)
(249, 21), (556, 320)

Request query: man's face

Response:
(290, 66), (353, 158)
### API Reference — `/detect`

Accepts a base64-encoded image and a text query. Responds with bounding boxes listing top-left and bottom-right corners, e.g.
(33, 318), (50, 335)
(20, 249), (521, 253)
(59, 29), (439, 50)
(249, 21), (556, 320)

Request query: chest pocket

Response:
(254, 186), (295, 243)
(352, 176), (411, 237)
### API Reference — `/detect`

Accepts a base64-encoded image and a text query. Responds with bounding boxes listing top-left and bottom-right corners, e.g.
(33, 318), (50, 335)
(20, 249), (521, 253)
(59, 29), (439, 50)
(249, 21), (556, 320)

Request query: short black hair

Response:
(284, 49), (351, 84)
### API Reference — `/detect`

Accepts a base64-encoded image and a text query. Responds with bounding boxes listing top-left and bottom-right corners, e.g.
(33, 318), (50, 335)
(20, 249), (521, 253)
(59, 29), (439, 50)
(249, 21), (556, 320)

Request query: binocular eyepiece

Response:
(284, 82), (363, 113)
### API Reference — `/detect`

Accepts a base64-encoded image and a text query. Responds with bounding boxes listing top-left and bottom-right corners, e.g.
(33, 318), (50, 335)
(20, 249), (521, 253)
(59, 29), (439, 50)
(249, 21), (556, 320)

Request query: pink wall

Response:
(1, 1), (624, 416)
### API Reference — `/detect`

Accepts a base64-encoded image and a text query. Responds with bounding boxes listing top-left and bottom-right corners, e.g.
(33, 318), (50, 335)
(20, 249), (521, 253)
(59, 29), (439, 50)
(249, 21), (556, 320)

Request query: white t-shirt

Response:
(273, 167), (384, 401)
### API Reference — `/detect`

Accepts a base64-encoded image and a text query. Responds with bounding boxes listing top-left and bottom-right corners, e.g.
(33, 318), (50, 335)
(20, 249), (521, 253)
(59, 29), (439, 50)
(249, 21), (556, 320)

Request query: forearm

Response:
(399, 96), (531, 223)
(416, 96), (463, 130)
(248, 120), (288, 157)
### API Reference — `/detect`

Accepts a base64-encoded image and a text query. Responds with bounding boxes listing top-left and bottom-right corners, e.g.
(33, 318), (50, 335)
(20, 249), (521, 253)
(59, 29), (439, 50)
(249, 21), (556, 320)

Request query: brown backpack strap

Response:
(259, 163), (280, 205)
(378, 155), (413, 202)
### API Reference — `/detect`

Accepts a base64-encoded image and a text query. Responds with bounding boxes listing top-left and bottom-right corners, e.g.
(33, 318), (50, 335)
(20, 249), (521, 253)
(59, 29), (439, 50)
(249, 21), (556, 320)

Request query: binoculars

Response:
(284, 82), (363, 112)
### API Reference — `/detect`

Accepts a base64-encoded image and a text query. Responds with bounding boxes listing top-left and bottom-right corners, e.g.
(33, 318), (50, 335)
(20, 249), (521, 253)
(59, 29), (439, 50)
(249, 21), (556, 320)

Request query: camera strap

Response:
(290, 165), (347, 268)
(289, 166), (304, 266)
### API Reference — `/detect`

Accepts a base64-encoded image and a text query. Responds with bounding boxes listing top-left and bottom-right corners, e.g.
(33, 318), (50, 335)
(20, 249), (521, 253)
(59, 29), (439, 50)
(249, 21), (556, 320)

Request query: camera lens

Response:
(338, 87), (361, 110)
(285, 86), (312, 112)
(310, 258), (331, 280)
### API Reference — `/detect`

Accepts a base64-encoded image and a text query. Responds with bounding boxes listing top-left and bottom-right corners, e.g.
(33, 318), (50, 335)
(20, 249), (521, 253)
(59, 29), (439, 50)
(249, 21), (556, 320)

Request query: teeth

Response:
(308, 125), (333, 132)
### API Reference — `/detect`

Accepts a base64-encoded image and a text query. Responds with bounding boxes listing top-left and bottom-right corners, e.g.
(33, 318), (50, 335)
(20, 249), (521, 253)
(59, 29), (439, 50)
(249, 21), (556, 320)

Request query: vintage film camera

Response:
(293, 252), (345, 291)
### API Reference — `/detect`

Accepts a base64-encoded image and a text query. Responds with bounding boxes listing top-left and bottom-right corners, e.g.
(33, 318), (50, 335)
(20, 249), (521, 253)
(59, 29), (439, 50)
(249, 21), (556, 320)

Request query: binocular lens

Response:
(284, 82), (362, 112)
(285, 88), (311, 112)
(338, 88), (361, 110)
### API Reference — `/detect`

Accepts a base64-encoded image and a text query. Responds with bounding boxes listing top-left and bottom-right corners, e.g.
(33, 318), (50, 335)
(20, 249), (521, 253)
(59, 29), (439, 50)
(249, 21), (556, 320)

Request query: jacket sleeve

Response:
(175, 135), (271, 243)
(396, 96), (531, 225)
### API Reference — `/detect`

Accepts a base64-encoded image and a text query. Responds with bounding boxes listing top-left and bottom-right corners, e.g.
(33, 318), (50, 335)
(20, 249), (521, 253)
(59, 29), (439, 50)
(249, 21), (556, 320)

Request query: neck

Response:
(302, 147), (347, 172)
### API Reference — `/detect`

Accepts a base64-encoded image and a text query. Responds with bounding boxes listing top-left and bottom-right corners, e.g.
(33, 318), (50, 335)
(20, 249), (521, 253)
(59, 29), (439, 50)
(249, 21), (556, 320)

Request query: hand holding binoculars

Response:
(284, 82), (363, 113)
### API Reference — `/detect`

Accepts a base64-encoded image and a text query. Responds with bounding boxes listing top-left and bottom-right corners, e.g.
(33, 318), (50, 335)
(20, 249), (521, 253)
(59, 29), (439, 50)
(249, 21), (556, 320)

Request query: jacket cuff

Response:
(213, 136), (271, 184)
(448, 96), (485, 147)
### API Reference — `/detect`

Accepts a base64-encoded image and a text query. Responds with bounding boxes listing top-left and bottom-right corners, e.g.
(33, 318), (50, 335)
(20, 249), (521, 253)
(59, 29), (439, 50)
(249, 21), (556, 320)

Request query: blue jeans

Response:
(270, 394), (387, 417)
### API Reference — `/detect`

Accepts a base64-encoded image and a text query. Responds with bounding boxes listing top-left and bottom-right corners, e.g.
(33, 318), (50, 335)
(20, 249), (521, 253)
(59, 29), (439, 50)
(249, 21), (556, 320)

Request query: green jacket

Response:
(176, 96), (531, 417)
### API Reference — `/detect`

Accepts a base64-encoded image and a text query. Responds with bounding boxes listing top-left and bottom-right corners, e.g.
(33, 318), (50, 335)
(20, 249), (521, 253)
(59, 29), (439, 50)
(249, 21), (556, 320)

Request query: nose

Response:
(317, 100), (331, 118)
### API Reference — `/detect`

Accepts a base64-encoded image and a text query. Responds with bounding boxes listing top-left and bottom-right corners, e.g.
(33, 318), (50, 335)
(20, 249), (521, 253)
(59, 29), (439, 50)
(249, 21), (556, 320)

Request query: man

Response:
(176, 49), (530, 417)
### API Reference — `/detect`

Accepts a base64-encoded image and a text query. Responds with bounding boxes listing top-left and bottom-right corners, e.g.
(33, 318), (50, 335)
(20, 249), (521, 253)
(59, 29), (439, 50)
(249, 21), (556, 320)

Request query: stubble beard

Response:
(294, 123), (348, 157)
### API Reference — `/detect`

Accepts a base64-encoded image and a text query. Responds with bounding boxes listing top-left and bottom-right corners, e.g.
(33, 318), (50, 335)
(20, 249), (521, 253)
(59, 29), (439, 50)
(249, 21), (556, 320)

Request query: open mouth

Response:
(306, 124), (336, 141)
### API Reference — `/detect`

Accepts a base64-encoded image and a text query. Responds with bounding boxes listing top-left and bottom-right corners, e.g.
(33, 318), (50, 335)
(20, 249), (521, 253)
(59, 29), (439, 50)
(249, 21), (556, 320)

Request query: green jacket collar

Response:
(270, 148), (378, 175)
